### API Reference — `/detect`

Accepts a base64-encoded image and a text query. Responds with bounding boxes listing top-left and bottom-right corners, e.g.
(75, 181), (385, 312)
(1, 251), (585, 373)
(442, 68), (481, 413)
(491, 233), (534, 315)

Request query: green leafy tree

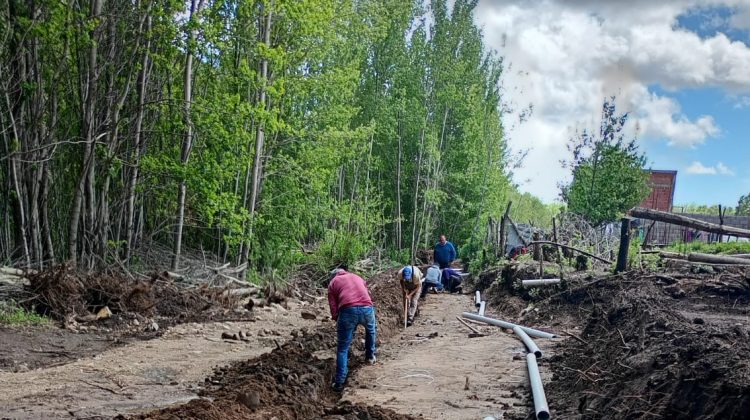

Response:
(560, 98), (650, 226)
(737, 195), (750, 216)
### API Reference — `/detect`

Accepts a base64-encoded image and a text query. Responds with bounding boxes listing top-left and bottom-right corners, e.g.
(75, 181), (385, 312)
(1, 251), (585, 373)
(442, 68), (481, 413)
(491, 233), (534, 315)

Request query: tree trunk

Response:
(410, 128), (425, 263)
(687, 252), (750, 265)
(125, 13), (152, 264)
(362, 133), (373, 232)
(395, 118), (403, 250)
(69, 0), (103, 265)
(423, 107), (449, 247)
(1, 93), (31, 267)
(172, 0), (204, 270)
(239, 4), (273, 280)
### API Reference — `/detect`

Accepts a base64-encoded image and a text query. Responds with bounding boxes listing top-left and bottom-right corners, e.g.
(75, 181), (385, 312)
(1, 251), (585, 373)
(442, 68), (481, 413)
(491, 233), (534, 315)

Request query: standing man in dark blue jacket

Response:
(434, 234), (456, 269)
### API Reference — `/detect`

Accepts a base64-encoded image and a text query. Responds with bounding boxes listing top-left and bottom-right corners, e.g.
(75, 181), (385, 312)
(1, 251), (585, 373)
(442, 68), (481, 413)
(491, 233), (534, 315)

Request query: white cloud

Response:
(733, 95), (750, 108)
(716, 162), (735, 175)
(686, 161), (718, 174)
(685, 161), (735, 175)
(474, 0), (750, 201)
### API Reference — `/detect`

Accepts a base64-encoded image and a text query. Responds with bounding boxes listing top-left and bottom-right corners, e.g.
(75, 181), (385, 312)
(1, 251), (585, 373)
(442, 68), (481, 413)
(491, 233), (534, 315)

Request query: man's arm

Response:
(449, 243), (457, 261)
(327, 282), (338, 320)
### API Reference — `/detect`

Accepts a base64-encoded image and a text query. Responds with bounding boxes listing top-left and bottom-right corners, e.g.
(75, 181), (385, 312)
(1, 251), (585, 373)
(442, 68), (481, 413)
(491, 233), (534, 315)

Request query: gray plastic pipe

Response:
(478, 301), (486, 316)
(513, 326), (542, 358)
(461, 312), (556, 339)
(522, 279), (561, 287)
(526, 353), (550, 420)
(475, 291), (482, 307)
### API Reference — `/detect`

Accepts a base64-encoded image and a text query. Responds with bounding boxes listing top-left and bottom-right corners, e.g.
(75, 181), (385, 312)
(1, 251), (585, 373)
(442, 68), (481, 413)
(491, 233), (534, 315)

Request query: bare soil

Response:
(127, 269), (413, 420)
(478, 261), (750, 419)
(0, 302), (321, 419)
(5, 261), (747, 420)
(0, 325), (117, 372)
(345, 292), (558, 420)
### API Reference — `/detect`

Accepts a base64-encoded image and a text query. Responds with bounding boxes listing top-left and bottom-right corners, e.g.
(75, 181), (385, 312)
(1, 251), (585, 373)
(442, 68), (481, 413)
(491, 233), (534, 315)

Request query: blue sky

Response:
(642, 85), (750, 206)
(474, 0), (750, 207)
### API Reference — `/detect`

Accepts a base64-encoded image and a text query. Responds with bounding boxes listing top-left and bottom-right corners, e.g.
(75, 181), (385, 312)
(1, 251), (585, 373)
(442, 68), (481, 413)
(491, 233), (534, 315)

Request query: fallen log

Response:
(527, 241), (612, 265)
(522, 279), (561, 287)
(221, 287), (259, 297)
(659, 251), (686, 260)
(218, 273), (250, 287)
(631, 207), (750, 239)
(687, 252), (750, 265)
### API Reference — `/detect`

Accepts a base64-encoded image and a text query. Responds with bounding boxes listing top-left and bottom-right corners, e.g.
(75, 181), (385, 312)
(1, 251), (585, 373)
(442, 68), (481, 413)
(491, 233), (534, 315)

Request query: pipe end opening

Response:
(534, 350), (542, 358)
(537, 410), (550, 420)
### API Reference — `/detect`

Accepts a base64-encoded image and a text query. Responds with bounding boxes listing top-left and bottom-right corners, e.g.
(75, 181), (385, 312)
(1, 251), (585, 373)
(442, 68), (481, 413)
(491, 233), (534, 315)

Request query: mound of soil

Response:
(128, 269), (415, 420)
(25, 265), (240, 324)
(546, 275), (750, 419)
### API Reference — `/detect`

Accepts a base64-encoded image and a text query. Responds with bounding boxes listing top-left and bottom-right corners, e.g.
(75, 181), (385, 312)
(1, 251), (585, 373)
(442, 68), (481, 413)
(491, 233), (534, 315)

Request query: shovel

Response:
(403, 292), (408, 329)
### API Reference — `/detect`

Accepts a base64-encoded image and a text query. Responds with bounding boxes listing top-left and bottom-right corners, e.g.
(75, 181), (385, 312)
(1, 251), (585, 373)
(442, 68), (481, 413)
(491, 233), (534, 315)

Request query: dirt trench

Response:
(0, 306), (320, 419)
(128, 270), (413, 420)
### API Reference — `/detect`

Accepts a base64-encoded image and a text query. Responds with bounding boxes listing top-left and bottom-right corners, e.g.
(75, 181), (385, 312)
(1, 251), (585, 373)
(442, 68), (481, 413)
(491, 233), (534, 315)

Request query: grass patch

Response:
(667, 241), (750, 255)
(0, 302), (49, 326)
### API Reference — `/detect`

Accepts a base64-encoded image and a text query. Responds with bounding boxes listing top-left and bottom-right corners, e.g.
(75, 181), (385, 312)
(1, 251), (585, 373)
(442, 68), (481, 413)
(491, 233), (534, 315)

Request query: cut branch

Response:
(527, 241), (612, 264)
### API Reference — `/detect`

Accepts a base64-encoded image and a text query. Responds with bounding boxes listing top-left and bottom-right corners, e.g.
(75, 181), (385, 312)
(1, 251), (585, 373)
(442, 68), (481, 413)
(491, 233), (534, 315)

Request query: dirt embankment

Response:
(478, 261), (750, 419)
(128, 269), (414, 420)
(546, 275), (750, 419)
(26, 265), (246, 327)
(2, 265), (255, 373)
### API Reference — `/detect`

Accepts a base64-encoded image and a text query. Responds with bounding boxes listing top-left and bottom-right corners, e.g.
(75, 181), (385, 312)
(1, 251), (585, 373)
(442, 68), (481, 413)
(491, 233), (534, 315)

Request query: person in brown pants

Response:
(397, 266), (423, 327)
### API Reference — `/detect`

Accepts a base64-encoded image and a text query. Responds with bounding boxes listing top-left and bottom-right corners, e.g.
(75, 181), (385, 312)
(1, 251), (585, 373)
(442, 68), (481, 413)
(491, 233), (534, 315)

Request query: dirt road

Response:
(344, 292), (560, 419)
(0, 304), (320, 419)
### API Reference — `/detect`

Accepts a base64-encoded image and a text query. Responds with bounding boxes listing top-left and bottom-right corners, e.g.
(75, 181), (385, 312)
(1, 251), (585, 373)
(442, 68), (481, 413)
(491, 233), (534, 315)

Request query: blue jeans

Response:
(335, 306), (377, 385)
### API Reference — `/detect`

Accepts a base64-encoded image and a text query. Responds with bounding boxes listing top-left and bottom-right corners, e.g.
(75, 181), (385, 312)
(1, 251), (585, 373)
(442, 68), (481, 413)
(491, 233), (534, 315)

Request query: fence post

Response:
(616, 217), (631, 273)
(533, 232), (543, 277)
(552, 217), (564, 280)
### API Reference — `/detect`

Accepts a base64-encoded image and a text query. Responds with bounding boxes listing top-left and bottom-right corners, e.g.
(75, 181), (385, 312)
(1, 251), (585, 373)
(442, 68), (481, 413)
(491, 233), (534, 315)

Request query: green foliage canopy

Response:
(560, 99), (650, 226)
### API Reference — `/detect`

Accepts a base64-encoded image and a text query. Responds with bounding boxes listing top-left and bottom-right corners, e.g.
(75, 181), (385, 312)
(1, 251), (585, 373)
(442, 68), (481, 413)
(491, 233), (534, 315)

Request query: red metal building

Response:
(639, 170), (677, 212)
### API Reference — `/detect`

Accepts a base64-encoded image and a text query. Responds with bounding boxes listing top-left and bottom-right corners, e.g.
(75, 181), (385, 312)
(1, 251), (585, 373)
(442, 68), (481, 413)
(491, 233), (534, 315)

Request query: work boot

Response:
(406, 319), (413, 327)
(332, 382), (344, 393)
(367, 356), (377, 365)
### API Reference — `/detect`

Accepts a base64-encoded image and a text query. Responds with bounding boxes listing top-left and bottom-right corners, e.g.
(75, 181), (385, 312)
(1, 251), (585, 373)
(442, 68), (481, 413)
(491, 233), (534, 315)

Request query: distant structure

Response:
(639, 170), (677, 212)
(633, 169), (749, 245)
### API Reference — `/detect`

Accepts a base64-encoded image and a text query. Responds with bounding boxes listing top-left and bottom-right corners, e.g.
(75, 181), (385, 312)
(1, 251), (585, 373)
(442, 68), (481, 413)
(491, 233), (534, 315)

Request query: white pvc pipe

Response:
(475, 291), (481, 307)
(513, 326), (542, 358)
(522, 279), (561, 287)
(526, 353), (550, 420)
(461, 312), (556, 339)
(478, 301), (486, 316)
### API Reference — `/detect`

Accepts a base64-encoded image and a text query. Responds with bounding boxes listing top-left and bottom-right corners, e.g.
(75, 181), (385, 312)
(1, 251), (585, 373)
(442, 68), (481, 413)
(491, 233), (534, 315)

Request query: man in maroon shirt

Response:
(327, 265), (377, 392)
